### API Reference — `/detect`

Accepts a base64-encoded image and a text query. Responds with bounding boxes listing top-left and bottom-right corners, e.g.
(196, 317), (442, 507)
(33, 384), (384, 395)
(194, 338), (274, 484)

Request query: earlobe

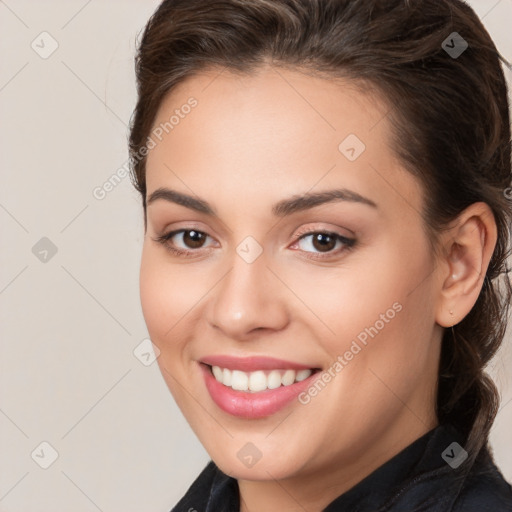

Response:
(435, 203), (497, 328)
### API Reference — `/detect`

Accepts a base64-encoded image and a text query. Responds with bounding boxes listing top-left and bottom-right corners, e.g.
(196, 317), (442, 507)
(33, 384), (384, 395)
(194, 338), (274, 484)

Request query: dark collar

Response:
(171, 424), (512, 512)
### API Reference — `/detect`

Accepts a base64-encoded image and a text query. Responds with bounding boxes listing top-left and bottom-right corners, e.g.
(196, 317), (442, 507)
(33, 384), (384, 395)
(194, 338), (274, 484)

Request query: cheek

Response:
(302, 232), (436, 368)
(139, 247), (200, 405)
(139, 245), (198, 351)
(286, 246), (426, 339)
(291, 242), (438, 450)
(332, 237), (438, 395)
(139, 250), (168, 340)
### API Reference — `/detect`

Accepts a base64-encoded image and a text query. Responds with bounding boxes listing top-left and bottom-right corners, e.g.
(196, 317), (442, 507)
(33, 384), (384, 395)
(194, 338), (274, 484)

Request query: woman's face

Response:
(140, 65), (444, 486)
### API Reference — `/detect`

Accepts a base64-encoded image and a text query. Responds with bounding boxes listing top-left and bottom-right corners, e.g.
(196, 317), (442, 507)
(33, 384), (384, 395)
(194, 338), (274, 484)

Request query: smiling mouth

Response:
(205, 364), (321, 393)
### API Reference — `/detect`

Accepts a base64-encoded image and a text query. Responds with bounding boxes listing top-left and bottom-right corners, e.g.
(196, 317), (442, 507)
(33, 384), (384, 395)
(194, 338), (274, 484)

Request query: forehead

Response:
(149, 65), (389, 158)
(145, 65), (423, 218)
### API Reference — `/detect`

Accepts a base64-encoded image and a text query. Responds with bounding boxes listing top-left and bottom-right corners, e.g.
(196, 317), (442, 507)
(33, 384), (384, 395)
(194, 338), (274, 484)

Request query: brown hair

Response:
(129, 0), (512, 466)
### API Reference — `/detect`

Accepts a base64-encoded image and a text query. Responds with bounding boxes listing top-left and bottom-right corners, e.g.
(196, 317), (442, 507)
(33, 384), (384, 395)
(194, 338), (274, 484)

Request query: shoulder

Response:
(383, 441), (512, 512)
(170, 460), (218, 512)
(170, 460), (239, 512)
(451, 454), (512, 512)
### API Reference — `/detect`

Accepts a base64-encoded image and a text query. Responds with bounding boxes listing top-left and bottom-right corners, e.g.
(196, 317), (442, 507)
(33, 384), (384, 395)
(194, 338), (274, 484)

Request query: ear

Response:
(435, 202), (497, 328)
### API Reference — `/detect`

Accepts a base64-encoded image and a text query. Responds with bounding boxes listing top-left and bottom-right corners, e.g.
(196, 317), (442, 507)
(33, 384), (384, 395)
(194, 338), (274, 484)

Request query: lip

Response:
(199, 362), (321, 419)
(199, 354), (316, 372)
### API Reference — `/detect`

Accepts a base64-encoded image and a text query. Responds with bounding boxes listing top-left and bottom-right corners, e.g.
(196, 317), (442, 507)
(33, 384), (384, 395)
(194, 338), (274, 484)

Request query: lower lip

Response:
(200, 363), (319, 419)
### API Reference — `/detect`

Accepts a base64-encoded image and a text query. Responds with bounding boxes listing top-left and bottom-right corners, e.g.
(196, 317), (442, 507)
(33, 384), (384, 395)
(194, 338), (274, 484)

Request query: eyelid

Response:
(292, 223), (354, 240)
(159, 228), (218, 249)
(154, 223), (356, 261)
(289, 228), (355, 257)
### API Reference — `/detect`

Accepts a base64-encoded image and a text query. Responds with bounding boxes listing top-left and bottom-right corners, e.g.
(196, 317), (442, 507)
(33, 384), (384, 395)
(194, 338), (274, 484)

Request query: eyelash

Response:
(152, 227), (356, 261)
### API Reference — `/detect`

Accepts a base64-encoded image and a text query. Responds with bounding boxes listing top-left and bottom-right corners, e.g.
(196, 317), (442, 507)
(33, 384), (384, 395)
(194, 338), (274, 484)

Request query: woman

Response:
(129, 0), (512, 510)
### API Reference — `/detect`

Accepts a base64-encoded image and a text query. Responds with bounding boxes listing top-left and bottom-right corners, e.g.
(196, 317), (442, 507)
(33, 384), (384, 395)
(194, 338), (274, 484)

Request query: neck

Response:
(237, 413), (438, 512)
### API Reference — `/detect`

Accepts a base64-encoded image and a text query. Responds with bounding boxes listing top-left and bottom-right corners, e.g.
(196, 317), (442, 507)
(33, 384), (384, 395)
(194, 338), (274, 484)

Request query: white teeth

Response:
(281, 369), (295, 386)
(212, 366), (223, 381)
(296, 369), (312, 382)
(267, 370), (282, 389)
(248, 371), (267, 392)
(210, 366), (314, 392)
(222, 368), (232, 386)
(231, 370), (248, 391)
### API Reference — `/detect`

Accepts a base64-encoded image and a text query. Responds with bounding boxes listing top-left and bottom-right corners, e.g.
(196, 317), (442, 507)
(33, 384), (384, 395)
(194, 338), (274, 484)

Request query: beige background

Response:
(0, 1), (511, 510)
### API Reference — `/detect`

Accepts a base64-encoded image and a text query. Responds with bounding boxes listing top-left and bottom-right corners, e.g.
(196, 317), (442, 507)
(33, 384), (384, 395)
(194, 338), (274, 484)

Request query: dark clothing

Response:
(171, 424), (512, 511)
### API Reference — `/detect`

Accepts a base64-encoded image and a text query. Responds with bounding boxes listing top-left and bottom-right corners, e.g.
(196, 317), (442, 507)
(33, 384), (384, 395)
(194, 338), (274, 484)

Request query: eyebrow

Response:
(146, 187), (378, 217)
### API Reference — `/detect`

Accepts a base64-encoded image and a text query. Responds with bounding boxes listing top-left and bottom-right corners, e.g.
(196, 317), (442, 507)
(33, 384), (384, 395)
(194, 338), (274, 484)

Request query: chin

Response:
(218, 456), (300, 482)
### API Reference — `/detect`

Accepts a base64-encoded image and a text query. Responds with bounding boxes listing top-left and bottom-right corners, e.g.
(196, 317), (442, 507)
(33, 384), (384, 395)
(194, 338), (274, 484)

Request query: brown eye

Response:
(297, 232), (342, 253)
(155, 228), (215, 255)
(182, 230), (207, 249)
(293, 230), (356, 260)
(310, 233), (337, 252)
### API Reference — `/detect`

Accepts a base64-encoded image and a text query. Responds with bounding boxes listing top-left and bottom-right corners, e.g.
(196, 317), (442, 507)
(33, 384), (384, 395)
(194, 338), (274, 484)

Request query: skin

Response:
(139, 64), (497, 511)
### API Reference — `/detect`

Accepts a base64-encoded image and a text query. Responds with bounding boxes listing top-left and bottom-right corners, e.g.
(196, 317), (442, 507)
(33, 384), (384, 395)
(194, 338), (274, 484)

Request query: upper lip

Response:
(200, 355), (317, 372)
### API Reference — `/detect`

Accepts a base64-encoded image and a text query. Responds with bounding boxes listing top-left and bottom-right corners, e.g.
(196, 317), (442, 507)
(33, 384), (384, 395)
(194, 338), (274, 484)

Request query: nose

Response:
(206, 249), (289, 340)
